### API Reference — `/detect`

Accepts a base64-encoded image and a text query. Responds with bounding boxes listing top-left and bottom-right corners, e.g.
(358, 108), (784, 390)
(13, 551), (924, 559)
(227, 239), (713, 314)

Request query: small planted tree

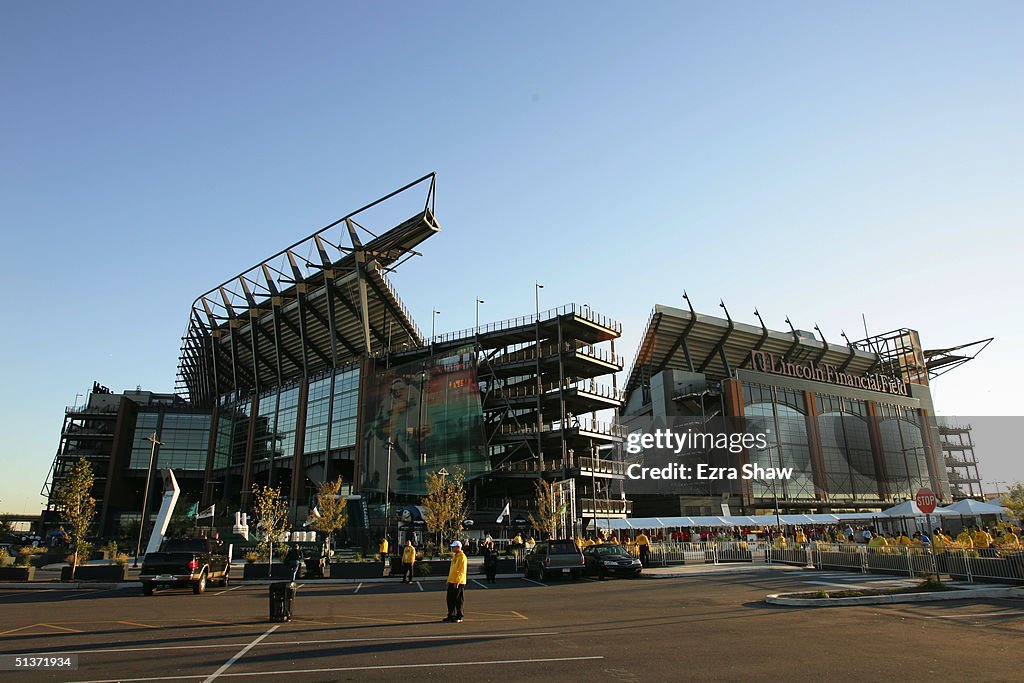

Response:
(53, 458), (97, 580)
(252, 485), (290, 567)
(528, 479), (558, 539)
(312, 476), (348, 552)
(1001, 482), (1024, 521)
(421, 468), (466, 549)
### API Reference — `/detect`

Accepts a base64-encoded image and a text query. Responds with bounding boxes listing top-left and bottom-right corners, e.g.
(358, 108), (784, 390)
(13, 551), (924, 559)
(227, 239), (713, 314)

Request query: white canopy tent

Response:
(943, 499), (1009, 516)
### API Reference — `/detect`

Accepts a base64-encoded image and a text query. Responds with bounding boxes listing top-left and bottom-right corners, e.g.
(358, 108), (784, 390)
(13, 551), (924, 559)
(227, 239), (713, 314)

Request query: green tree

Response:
(252, 485), (290, 566)
(53, 459), (96, 579)
(311, 477), (348, 551)
(421, 468), (466, 549)
(1000, 482), (1024, 521)
(528, 479), (558, 539)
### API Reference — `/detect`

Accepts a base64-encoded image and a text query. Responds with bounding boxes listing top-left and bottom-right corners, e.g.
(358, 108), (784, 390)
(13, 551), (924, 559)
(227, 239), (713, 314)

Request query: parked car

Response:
(583, 543), (642, 579)
(140, 537), (230, 595)
(523, 539), (585, 580)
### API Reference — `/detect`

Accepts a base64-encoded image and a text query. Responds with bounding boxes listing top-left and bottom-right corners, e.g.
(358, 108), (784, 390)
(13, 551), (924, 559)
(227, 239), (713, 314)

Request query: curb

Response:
(0, 574), (524, 590)
(766, 585), (1024, 607)
(644, 565), (801, 579)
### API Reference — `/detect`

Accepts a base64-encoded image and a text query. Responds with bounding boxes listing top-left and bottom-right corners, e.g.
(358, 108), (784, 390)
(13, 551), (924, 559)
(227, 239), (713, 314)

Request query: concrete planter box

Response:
(243, 563), (300, 580)
(330, 562), (388, 579)
(61, 565), (128, 582)
(411, 560), (455, 578)
(0, 566), (36, 581)
(476, 559), (517, 574)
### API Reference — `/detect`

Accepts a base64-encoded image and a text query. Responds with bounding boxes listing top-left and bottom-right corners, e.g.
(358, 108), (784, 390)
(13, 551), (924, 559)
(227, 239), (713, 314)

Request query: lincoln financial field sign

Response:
(750, 350), (910, 396)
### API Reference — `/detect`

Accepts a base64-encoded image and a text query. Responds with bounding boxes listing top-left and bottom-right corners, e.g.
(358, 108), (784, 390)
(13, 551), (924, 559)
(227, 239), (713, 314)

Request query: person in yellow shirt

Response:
(584, 537), (596, 547)
(956, 529), (974, 549)
(897, 533), (912, 546)
(444, 540), (468, 623)
(794, 529), (807, 544)
(401, 540), (416, 584)
(379, 537), (389, 558)
(973, 528), (992, 549)
(999, 530), (1020, 549)
(635, 532), (651, 566)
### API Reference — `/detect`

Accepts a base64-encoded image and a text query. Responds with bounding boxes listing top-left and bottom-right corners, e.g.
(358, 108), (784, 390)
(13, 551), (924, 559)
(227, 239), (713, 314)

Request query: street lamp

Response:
(384, 440), (394, 540)
(431, 309), (440, 347)
(475, 298), (485, 335)
(133, 432), (162, 568)
(756, 443), (783, 532)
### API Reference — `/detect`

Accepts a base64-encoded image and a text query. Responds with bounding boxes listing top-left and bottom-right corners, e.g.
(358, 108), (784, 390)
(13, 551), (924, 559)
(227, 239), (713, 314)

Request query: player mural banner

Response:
(362, 346), (488, 495)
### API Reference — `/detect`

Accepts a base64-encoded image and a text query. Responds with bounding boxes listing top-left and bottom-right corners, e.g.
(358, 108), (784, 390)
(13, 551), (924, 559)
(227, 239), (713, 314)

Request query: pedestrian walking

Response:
(401, 539), (416, 583)
(443, 540), (467, 623)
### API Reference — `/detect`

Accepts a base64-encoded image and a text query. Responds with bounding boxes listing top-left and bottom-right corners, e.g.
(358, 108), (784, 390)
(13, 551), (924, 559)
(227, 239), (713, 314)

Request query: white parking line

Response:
(471, 579), (488, 589)
(202, 624), (280, 682)
(521, 578), (546, 587)
(28, 631), (563, 657)
(70, 655), (604, 682)
(416, 581), (423, 592)
(213, 585), (243, 597)
(353, 582), (362, 594)
(923, 611), (1024, 619)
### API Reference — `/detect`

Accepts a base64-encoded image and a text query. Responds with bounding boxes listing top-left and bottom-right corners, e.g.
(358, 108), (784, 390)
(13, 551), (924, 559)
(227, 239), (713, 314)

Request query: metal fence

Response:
(765, 543), (1024, 583)
(626, 542), (769, 566)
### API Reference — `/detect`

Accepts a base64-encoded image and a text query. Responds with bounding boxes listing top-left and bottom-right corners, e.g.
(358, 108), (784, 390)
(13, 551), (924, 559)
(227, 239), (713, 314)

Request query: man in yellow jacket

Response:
(444, 540), (468, 623)
(401, 540), (416, 584)
(635, 532), (651, 567)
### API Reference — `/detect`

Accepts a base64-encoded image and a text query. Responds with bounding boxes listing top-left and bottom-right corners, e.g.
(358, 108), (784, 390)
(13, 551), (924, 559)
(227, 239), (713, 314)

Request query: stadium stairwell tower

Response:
(399, 305), (630, 534)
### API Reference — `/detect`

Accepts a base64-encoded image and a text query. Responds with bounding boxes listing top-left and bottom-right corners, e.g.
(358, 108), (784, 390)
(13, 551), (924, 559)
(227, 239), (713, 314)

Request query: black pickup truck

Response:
(140, 538), (230, 596)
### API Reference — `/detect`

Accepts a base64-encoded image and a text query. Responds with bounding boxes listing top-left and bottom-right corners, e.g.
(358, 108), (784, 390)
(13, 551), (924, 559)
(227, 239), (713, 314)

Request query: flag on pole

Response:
(186, 502), (199, 518)
(496, 502), (510, 524)
(311, 506), (321, 519)
(196, 504), (215, 519)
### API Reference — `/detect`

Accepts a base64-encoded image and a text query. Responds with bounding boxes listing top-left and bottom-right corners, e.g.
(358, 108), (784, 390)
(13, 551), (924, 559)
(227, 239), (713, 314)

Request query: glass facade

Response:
(742, 384), (816, 501)
(878, 403), (930, 499)
(742, 379), (934, 504)
(817, 394), (876, 501)
(129, 411), (211, 471)
(303, 364), (360, 458)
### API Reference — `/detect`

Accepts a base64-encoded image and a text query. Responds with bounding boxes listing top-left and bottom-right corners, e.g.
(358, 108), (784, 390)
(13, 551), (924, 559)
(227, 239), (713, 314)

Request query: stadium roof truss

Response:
(176, 173), (439, 406)
(624, 298), (882, 400)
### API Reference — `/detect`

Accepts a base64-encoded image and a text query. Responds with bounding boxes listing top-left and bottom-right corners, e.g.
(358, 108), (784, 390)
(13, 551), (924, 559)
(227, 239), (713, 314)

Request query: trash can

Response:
(269, 581), (297, 622)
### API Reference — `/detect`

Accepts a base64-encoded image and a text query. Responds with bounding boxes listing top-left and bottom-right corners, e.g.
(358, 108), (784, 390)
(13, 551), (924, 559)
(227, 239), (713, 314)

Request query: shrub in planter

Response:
(0, 549), (12, 567)
(244, 551), (260, 564)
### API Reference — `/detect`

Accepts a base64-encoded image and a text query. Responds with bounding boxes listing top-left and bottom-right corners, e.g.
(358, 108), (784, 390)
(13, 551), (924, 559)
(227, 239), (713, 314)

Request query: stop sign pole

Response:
(916, 488), (937, 537)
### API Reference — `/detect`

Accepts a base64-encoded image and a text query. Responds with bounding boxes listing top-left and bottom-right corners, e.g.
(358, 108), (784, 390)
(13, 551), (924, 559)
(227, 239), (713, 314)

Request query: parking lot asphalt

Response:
(0, 569), (1021, 682)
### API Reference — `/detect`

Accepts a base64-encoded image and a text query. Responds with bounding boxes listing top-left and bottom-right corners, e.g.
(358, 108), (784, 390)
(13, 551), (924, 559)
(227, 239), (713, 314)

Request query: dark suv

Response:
(523, 540), (585, 581)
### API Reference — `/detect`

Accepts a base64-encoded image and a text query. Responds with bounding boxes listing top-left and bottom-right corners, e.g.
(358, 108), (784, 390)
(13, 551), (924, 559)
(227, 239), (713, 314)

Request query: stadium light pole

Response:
(133, 432), (162, 568)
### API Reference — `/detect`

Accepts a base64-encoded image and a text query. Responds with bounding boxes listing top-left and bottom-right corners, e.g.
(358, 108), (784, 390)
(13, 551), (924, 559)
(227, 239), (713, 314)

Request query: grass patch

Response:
(788, 579), (958, 600)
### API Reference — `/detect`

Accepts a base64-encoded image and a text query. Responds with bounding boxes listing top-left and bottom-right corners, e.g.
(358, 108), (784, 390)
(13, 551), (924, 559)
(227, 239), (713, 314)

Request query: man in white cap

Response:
(443, 540), (468, 623)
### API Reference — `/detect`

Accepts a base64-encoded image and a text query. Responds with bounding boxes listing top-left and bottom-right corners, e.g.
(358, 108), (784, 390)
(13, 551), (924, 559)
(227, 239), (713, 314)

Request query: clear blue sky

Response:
(2, 2), (1021, 513)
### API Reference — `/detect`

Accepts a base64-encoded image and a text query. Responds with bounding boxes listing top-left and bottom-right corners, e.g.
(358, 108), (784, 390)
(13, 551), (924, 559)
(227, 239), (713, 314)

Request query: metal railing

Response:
(495, 416), (627, 439)
(434, 303), (622, 344)
(763, 543), (1024, 583)
(488, 379), (624, 403)
(578, 457), (625, 476)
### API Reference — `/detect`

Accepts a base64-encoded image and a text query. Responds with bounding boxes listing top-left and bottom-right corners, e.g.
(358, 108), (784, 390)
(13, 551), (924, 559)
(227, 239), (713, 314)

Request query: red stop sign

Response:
(915, 488), (937, 514)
